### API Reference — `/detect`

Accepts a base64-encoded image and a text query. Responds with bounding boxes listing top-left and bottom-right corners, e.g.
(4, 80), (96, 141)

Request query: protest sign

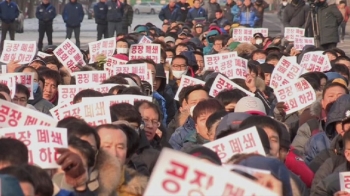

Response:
(144, 148), (277, 196)
(71, 71), (109, 85)
(139, 35), (153, 44)
(0, 126), (68, 169)
(0, 40), (37, 64)
(174, 75), (205, 101)
(0, 74), (16, 98)
(340, 172), (350, 192)
(231, 28), (268, 43)
(220, 57), (248, 80)
(146, 70), (154, 91)
(204, 52), (238, 72)
(270, 56), (303, 89)
(209, 74), (254, 97)
(0, 100), (57, 128)
(165, 58), (172, 65)
(53, 39), (86, 73)
(294, 37), (315, 50)
(114, 63), (148, 80)
(50, 101), (72, 121)
(104, 56), (128, 76)
(57, 84), (116, 104)
(36, 51), (52, 58)
(129, 44), (161, 63)
(1, 64), (6, 73)
(88, 38), (116, 63)
(59, 99), (111, 126)
(299, 51), (332, 72)
(252, 28), (269, 37)
(82, 95), (152, 106)
(275, 78), (316, 115)
(284, 27), (305, 41)
(11, 72), (35, 100)
(165, 70), (169, 84)
(204, 126), (265, 163)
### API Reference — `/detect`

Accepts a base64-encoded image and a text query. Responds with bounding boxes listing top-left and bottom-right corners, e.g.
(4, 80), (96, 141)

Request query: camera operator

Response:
(316, 0), (343, 49)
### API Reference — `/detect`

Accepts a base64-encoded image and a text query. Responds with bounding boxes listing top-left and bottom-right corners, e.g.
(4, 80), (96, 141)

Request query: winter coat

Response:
(28, 87), (55, 116)
(282, 1), (309, 28)
(291, 100), (323, 155)
(153, 92), (168, 126)
(277, 3), (286, 21)
(304, 95), (350, 163)
(106, 1), (124, 22)
(231, 5), (241, 23)
(203, 1), (221, 22)
(122, 4), (133, 27)
(223, 2), (235, 21)
(169, 116), (196, 150)
(0, 1), (19, 24)
(94, 2), (108, 25)
(186, 7), (207, 22)
(176, 2), (191, 22)
(53, 150), (122, 196)
(131, 130), (160, 174)
(158, 4), (181, 22)
(214, 17), (229, 28)
(238, 4), (259, 27)
(156, 75), (176, 125)
(36, 3), (57, 25)
(117, 167), (148, 196)
(181, 131), (210, 150)
(62, 1), (84, 27)
(317, 1), (343, 45)
(253, 1), (269, 27)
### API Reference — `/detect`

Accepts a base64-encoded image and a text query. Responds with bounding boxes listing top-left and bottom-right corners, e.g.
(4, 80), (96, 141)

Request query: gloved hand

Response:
(55, 148), (88, 188)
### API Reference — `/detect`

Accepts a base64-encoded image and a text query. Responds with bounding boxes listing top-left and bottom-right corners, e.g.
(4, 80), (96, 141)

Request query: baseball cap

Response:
(215, 112), (252, 139)
(234, 97), (267, 116)
(195, 23), (203, 28)
(164, 36), (175, 43)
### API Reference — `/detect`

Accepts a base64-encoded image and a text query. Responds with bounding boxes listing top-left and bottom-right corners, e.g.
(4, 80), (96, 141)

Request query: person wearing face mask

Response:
(116, 38), (130, 54)
(19, 66), (54, 115)
(278, 0), (288, 34)
(168, 55), (194, 95)
(282, 0), (309, 31)
(252, 33), (264, 48)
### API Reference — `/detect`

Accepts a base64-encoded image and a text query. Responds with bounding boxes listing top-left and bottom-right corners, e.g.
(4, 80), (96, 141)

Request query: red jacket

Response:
(338, 6), (350, 22)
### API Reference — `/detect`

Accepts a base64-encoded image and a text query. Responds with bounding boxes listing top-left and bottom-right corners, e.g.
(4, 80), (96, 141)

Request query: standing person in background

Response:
(177, 0), (191, 22)
(186, 0), (207, 27)
(107, 0), (124, 37)
(158, 0), (181, 23)
(223, 0), (236, 22)
(282, 0), (309, 30)
(203, 0), (221, 22)
(94, 0), (108, 40)
(231, 0), (243, 24)
(121, 0), (134, 34)
(62, 0), (84, 48)
(253, 0), (269, 27)
(278, 0), (287, 34)
(338, 1), (350, 43)
(36, 0), (57, 51)
(0, 0), (19, 53)
(239, 0), (259, 27)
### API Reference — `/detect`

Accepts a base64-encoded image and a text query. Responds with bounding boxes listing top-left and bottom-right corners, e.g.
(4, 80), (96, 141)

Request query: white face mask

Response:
(256, 39), (263, 45)
(190, 105), (197, 117)
(172, 69), (187, 79)
(117, 48), (129, 54)
(282, 2), (287, 5)
(257, 59), (265, 64)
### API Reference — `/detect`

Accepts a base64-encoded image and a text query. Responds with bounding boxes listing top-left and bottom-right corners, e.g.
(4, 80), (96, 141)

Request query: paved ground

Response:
(11, 13), (350, 55)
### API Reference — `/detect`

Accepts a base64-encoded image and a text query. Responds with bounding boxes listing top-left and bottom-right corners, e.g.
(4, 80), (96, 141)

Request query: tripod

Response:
(305, 3), (320, 47)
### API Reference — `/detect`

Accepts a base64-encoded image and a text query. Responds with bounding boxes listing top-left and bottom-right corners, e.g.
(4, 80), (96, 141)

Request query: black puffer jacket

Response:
(122, 3), (133, 27)
(282, 0), (309, 28)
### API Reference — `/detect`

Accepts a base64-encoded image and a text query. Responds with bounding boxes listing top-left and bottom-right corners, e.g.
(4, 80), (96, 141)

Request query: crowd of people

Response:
(1, 0), (350, 195)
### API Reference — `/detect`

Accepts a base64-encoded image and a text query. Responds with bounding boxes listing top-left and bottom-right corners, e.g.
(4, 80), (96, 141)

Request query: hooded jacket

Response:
(62, 0), (84, 27)
(305, 94), (350, 163)
(53, 150), (122, 196)
(169, 116), (196, 150)
(203, 29), (220, 55)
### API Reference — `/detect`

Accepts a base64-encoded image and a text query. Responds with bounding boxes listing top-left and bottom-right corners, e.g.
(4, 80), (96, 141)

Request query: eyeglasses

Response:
(142, 118), (160, 127)
(12, 97), (27, 103)
(172, 64), (187, 69)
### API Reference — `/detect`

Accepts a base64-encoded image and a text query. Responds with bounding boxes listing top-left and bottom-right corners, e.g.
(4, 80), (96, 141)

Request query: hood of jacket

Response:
(310, 98), (323, 118)
(325, 94), (350, 139)
(118, 167), (148, 196)
(206, 30), (220, 44)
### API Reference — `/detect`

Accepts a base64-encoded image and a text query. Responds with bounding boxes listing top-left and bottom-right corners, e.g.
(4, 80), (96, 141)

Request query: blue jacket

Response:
(305, 94), (350, 163)
(169, 117), (196, 150)
(186, 7), (207, 22)
(0, 1), (19, 24)
(203, 29), (219, 55)
(214, 17), (229, 28)
(106, 1), (124, 22)
(238, 4), (259, 27)
(62, 1), (84, 27)
(56, 189), (74, 196)
(36, 3), (56, 24)
(94, 2), (108, 25)
(158, 5), (181, 22)
(231, 5), (240, 23)
(153, 91), (167, 127)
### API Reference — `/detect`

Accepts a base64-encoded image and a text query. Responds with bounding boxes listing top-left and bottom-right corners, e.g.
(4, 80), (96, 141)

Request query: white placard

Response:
(204, 52), (237, 71)
(0, 74), (16, 98)
(284, 27), (305, 41)
(49, 101), (72, 121)
(294, 37), (315, 50)
(88, 37), (116, 63)
(340, 172), (350, 192)
(139, 35), (153, 44)
(204, 126), (266, 163)
(129, 44), (161, 63)
(231, 28), (268, 43)
(299, 51), (332, 72)
(53, 39), (86, 73)
(104, 56), (128, 76)
(275, 78), (316, 115)
(71, 71), (109, 85)
(82, 95), (152, 106)
(0, 40), (37, 64)
(144, 148), (277, 196)
(114, 63), (148, 80)
(270, 56), (303, 89)
(0, 100), (57, 128)
(209, 74), (254, 97)
(174, 75), (205, 101)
